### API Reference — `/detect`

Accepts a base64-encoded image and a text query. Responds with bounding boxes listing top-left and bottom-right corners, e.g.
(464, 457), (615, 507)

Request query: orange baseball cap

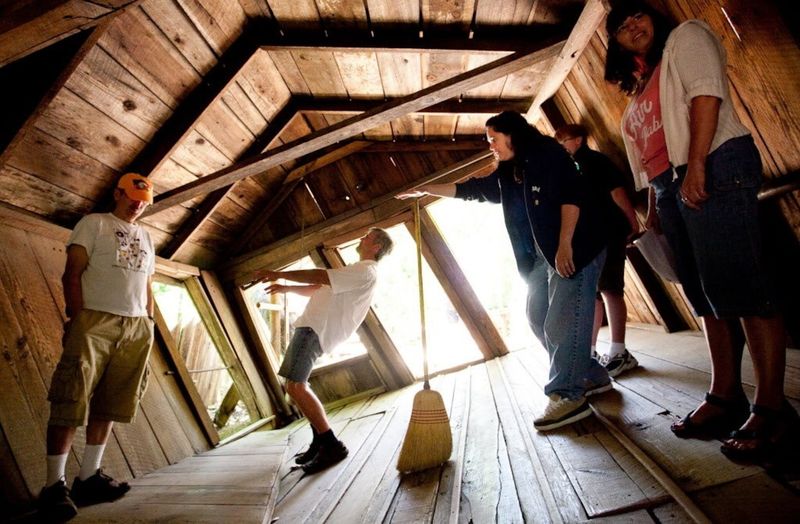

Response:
(117, 173), (154, 204)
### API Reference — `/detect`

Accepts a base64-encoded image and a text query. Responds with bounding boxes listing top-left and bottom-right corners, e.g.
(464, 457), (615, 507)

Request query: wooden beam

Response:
(410, 209), (509, 360)
(526, 0), (609, 122)
(363, 140), (487, 153)
(229, 286), (294, 419)
(144, 37), (566, 215)
(184, 277), (261, 421)
(295, 96), (532, 116)
(319, 248), (415, 389)
(258, 26), (563, 54)
(200, 270), (276, 419)
(0, 0), (142, 67)
(223, 151), (496, 285)
(158, 100), (298, 260)
(152, 303), (219, 446)
(229, 140), (373, 256)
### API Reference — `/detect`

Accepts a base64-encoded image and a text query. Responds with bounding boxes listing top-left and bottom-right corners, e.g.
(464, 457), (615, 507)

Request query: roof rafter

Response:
(159, 100), (298, 260)
(144, 35), (566, 216)
(295, 96), (531, 115)
(526, 0), (609, 122)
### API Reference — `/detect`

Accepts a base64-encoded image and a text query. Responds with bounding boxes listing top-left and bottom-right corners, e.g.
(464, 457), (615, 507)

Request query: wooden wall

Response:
(0, 204), (210, 511)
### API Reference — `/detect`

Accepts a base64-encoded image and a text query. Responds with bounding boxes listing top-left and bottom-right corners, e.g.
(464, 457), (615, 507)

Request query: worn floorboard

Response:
(46, 326), (800, 523)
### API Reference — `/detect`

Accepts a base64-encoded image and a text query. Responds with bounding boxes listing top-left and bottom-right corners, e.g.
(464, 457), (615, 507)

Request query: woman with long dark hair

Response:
(604, 0), (796, 460)
(399, 111), (611, 431)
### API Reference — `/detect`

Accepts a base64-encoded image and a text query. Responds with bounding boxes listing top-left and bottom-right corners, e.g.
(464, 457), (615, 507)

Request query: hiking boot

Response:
(584, 376), (613, 397)
(294, 439), (320, 465)
(533, 395), (592, 431)
(301, 439), (348, 474)
(602, 350), (639, 378)
(70, 469), (130, 507)
(39, 480), (77, 522)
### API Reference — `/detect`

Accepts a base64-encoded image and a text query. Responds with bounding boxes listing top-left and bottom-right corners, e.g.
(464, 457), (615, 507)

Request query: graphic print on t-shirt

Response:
(114, 228), (149, 272)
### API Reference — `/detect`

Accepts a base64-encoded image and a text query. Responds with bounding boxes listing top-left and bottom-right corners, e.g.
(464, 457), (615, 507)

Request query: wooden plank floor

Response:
(72, 431), (286, 523)
(56, 325), (800, 522)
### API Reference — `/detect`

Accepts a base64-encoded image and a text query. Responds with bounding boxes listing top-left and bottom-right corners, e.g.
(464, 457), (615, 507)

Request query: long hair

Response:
(604, 0), (675, 96)
(485, 112), (544, 176)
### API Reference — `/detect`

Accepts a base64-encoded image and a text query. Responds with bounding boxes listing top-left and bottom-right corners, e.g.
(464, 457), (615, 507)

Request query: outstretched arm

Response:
(264, 283), (322, 296)
(396, 183), (457, 199)
(257, 268), (330, 286)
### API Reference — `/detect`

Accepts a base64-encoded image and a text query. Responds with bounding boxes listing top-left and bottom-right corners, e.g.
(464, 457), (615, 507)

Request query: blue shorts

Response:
(278, 327), (323, 383)
(650, 136), (777, 318)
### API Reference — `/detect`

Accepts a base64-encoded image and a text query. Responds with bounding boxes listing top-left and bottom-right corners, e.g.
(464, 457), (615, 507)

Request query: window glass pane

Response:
(340, 225), (484, 377)
(427, 198), (537, 352)
(245, 256), (368, 370)
(153, 281), (254, 439)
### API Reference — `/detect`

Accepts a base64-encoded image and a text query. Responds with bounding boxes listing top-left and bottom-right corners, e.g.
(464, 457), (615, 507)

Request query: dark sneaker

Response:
(584, 376), (613, 397)
(533, 395), (592, 431)
(301, 440), (348, 474)
(70, 469), (130, 507)
(602, 350), (639, 378)
(39, 480), (78, 522)
(294, 439), (320, 465)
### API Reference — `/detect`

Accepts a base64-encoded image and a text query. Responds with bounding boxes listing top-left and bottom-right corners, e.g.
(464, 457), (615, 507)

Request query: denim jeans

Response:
(529, 249), (608, 400)
(650, 136), (776, 318)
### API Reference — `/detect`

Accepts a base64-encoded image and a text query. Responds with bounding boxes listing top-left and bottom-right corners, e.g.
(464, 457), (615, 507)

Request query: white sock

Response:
(609, 342), (626, 358)
(79, 444), (106, 480)
(591, 345), (597, 356)
(46, 454), (69, 486)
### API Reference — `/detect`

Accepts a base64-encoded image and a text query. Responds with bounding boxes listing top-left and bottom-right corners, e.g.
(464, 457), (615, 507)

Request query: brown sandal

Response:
(671, 392), (749, 440)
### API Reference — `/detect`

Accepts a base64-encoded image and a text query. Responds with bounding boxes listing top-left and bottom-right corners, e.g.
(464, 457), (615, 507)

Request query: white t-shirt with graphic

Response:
(67, 213), (155, 317)
(295, 260), (379, 354)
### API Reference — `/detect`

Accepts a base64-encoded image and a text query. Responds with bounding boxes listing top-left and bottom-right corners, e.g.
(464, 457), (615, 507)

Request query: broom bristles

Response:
(396, 389), (453, 473)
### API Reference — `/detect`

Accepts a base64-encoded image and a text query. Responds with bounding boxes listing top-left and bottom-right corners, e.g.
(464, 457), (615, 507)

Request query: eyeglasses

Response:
(614, 12), (645, 38)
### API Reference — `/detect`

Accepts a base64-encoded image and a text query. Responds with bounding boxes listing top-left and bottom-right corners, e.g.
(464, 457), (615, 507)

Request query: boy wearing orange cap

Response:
(39, 173), (156, 521)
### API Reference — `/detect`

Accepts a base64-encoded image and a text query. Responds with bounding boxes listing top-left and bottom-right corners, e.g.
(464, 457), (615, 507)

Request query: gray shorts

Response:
(278, 327), (323, 383)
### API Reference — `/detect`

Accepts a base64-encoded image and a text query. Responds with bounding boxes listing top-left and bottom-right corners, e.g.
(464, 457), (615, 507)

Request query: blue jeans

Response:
(650, 136), (777, 318)
(529, 249), (608, 400)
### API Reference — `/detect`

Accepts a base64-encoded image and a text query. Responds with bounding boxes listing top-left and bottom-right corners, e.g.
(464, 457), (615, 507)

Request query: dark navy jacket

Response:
(456, 135), (607, 275)
(454, 166), (537, 278)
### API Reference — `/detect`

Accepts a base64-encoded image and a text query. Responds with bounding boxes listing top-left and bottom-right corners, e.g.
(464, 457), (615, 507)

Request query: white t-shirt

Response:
(67, 213), (155, 317)
(295, 260), (379, 353)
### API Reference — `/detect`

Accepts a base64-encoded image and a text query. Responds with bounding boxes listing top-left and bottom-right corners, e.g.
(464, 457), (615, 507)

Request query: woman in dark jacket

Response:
(400, 111), (610, 431)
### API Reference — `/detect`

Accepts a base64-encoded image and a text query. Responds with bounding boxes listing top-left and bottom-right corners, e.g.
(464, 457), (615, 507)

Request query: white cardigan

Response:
(621, 20), (751, 190)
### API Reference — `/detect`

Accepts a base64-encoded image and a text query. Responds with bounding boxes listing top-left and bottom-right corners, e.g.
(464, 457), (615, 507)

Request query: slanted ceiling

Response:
(0, 0), (599, 268)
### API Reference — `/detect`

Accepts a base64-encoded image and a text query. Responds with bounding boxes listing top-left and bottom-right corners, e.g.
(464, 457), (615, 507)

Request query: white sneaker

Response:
(603, 350), (639, 378)
(533, 395), (592, 431)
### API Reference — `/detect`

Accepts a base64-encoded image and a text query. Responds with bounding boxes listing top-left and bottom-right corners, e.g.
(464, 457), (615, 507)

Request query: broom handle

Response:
(414, 200), (430, 389)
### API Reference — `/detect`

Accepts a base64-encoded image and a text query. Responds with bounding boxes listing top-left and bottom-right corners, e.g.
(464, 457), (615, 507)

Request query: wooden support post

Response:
(152, 303), (219, 446)
(406, 209), (509, 360)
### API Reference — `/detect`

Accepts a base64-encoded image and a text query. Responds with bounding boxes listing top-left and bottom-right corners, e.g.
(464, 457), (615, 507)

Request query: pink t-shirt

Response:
(625, 63), (671, 180)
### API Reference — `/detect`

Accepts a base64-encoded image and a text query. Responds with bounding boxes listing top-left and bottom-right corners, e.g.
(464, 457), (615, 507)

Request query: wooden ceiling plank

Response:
(0, 0), (141, 67)
(140, 0), (217, 75)
(0, 18), (108, 173)
(159, 100), (298, 260)
(124, 27), (262, 177)
(257, 26), (563, 53)
(526, 0), (608, 122)
(222, 150), (495, 284)
(145, 36), (567, 215)
(176, 0), (247, 57)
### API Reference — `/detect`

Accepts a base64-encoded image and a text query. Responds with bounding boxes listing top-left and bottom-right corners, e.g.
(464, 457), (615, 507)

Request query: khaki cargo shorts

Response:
(48, 309), (154, 427)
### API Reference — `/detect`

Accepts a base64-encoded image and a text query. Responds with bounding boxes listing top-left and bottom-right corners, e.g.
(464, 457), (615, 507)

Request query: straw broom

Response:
(396, 199), (453, 473)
